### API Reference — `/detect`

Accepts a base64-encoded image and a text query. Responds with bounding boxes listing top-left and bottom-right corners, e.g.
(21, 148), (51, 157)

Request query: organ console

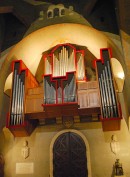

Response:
(6, 44), (122, 137)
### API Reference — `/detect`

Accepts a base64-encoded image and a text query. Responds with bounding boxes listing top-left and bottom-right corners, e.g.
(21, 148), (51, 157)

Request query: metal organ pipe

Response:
(16, 78), (21, 124)
(101, 74), (108, 118)
(99, 78), (105, 117)
(64, 47), (66, 75)
(11, 69), (17, 125)
(59, 52), (61, 76)
(107, 61), (118, 117)
(53, 47), (74, 77)
(43, 45), (85, 105)
(103, 70), (110, 117)
(96, 51), (119, 119)
(63, 47), (64, 75)
(10, 64), (25, 126)
(21, 80), (25, 124)
(104, 66), (113, 117)
(14, 74), (19, 124)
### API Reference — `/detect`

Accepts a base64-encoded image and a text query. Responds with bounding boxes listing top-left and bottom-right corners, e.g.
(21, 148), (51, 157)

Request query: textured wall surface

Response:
(0, 119), (130, 177)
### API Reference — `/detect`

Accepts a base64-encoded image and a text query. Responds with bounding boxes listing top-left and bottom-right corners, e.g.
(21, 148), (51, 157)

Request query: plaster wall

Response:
(0, 118), (130, 177)
(0, 22), (129, 177)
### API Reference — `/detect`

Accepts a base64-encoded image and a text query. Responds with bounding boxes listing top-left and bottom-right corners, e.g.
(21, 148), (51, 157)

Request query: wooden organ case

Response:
(42, 44), (100, 119)
(95, 48), (122, 131)
(7, 44), (121, 137)
(6, 60), (39, 137)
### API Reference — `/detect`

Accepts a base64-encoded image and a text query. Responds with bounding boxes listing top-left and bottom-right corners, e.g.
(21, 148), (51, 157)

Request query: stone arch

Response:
(47, 10), (53, 18)
(50, 129), (92, 177)
(53, 8), (60, 17)
(60, 8), (65, 16)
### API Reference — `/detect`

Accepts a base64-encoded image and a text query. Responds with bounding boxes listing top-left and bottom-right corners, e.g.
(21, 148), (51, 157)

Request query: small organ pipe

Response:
(101, 74), (108, 118)
(10, 64), (26, 126)
(66, 50), (68, 74)
(104, 66), (113, 117)
(11, 69), (17, 125)
(102, 70), (111, 117)
(18, 80), (22, 124)
(99, 78), (105, 118)
(62, 47), (64, 75)
(61, 49), (62, 75)
(20, 82), (24, 124)
(64, 47), (66, 75)
(107, 61), (118, 117)
(13, 74), (19, 125)
(59, 52), (61, 76)
(16, 77), (21, 125)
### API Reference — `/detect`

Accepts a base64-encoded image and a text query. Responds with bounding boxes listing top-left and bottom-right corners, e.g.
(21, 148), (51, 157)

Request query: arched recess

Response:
(50, 129), (92, 177)
(0, 23), (123, 128)
(111, 58), (125, 92)
(2, 23), (123, 93)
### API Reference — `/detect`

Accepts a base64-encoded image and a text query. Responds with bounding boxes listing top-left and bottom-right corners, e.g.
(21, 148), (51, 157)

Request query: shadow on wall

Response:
(0, 94), (10, 131)
(111, 165), (115, 177)
(0, 154), (4, 177)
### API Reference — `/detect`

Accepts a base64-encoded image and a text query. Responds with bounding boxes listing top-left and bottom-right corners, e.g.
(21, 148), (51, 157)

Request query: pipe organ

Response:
(43, 44), (85, 105)
(95, 48), (122, 131)
(44, 44), (85, 80)
(7, 60), (39, 136)
(10, 64), (25, 126)
(96, 49), (120, 118)
(44, 72), (77, 104)
(7, 45), (122, 137)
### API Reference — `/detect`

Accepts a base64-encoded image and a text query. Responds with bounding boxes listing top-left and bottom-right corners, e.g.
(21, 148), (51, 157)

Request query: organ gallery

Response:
(0, 1), (130, 177)
(7, 44), (121, 137)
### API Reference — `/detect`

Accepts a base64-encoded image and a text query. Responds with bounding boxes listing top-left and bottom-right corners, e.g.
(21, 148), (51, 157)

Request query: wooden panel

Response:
(28, 86), (43, 95)
(78, 107), (101, 115)
(25, 112), (47, 120)
(44, 103), (79, 118)
(78, 81), (98, 90)
(101, 118), (121, 131)
(25, 69), (39, 90)
(9, 127), (30, 137)
(78, 89), (100, 108)
(25, 105), (101, 120)
(25, 82), (43, 114)
(8, 119), (38, 137)
(87, 90), (100, 107)
(78, 90), (89, 108)
(77, 81), (100, 109)
(25, 94), (43, 113)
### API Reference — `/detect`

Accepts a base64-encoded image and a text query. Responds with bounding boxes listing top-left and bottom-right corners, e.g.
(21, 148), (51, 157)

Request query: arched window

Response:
(54, 8), (59, 17)
(47, 10), (53, 18)
(60, 9), (65, 16)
